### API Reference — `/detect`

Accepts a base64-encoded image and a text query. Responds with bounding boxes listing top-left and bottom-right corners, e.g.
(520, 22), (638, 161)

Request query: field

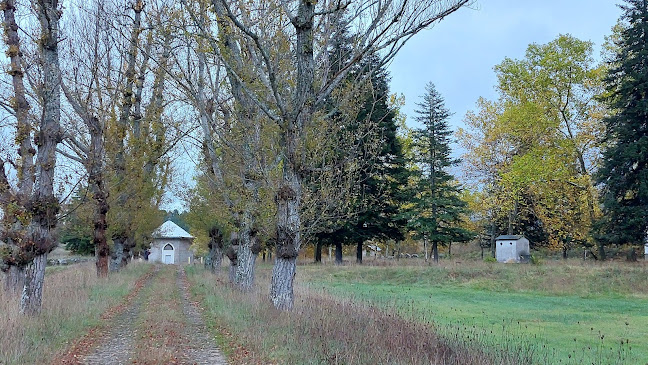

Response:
(0, 262), (151, 364)
(300, 260), (648, 364)
(2, 258), (647, 364)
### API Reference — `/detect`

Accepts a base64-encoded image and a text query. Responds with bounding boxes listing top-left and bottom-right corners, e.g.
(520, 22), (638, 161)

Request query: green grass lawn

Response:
(302, 262), (648, 364)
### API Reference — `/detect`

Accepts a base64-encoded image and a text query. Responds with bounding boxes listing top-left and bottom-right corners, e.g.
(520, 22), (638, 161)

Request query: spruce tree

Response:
(347, 55), (408, 263)
(322, 55), (408, 264)
(404, 82), (472, 263)
(596, 0), (648, 253)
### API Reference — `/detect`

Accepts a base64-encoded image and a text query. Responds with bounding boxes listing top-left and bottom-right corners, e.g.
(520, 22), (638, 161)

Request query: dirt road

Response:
(58, 265), (227, 365)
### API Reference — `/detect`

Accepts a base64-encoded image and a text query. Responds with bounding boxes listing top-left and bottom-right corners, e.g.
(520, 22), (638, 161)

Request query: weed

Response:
(0, 262), (150, 365)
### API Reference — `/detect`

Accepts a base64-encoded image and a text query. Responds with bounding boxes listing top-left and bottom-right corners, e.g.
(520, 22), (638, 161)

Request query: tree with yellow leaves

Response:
(459, 34), (606, 257)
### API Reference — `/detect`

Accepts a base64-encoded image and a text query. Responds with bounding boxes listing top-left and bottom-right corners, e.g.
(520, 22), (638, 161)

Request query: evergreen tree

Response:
(404, 82), (472, 263)
(322, 55), (408, 264)
(307, 25), (408, 263)
(349, 56), (408, 263)
(596, 0), (648, 253)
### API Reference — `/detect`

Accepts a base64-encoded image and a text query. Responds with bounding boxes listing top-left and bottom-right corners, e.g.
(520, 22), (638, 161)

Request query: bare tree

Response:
(58, 1), (114, 277)
(0, 0), (35, 295)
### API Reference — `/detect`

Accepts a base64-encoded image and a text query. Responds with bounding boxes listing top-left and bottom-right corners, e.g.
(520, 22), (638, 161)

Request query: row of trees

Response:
(1, 0), (474, 314)
(7, 0), (645, 318)
(459, 0), (648, 259)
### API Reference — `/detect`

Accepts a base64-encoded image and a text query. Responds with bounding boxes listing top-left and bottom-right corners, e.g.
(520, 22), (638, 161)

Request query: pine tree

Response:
(404, 82), (472, 263)
(596, 0), (648, 253)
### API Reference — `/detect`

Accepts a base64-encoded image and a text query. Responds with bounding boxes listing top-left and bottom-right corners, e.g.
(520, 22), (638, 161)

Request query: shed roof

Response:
(152, 221), (193, 239)
(495, 235), (525, 240)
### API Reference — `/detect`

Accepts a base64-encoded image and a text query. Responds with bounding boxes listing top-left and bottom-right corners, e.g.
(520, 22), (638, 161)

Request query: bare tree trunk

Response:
(356, 240), (363, 264)
(272, 171), (302, 310)
(2, 0), (34, 198)
(4, 265), (24, 295)
(236, 215), (261, 290)
(314, 240), (322, 263)
(268, 0), (315, 311)
(206, 227), (223, 273)
(236, 243), (257, 290)
(490, 220), (496, 258)
(110, 236), (126, 272)
(423, 236), (429, 262)
(20, 253), (47, 315)
(598, 240), (607, 261)
(432, 241), (439, 263)
(507, 200), (518, 235)
(226, 246), (238, 284)
(270, 256), (296, 309)
(225, 231), (239, 284)
(88, 119), (109, 277)
(110, 1), (143, 272)
(20, 0), (62, 316)
(335, 241), (343, 264)
(228, 262), (237, 283)
(0, 0), (34, 298)
(93, 195), (109, 277)
(122, 238), (134, 267)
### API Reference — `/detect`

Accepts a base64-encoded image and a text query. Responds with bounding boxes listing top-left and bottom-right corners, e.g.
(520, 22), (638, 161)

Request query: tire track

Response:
(177, 267), (228, 365)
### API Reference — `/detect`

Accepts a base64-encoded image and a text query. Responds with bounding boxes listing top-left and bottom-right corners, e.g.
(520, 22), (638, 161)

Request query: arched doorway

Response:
(162, 243), (175, 264)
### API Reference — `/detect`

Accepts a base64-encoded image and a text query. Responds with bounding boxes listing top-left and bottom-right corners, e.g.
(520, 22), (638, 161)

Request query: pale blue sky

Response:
(167, 1), (625, 211)
(389, 0), (623, 132)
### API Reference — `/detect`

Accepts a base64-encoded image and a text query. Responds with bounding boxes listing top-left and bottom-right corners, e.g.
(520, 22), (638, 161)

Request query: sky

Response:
(388, 0), (623, 133)
(165, 0), (625, 211)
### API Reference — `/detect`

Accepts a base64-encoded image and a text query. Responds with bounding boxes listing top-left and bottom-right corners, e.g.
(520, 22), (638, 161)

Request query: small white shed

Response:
(495, 235), (530, 263)
(644, 242), (648, 260)
(148, 221), (194, 265)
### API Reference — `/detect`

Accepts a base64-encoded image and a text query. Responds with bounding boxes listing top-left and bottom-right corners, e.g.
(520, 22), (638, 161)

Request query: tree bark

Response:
(225, 232), (239, 284)
(88, 119), (109, 277)
(236, 243), (258, 290)
(314, 240), (322, 263)
(20, 0), (62, 316)
(490, 220), (496, 258)
(598, 241), (607, 261)
(335, 241), (343, 264)
(93, 194), (109, 277)
(3, 265), (24, 295)
(237, 223), (263, 290)
(356, 240), (363, 264)
(206, 227), (223, 273)
(269, 0), (315, 311)
(110, 1), (143, 272)
(432, 241), (439, 263)
(2, 0), (34, 201)
(270, 256), (296, 310)
(109, 236), (126, 272)
(226, 244), (238, 284)
(20, 253), (47, 315)
(271, 169), (302, 309)
(423, 236), (429, 262)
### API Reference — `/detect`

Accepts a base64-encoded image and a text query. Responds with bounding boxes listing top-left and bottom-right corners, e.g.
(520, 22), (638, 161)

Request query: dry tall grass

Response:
(0, 262), (149, 364)
(187, 266), (530, 365)
(302, 258), (648, 297)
